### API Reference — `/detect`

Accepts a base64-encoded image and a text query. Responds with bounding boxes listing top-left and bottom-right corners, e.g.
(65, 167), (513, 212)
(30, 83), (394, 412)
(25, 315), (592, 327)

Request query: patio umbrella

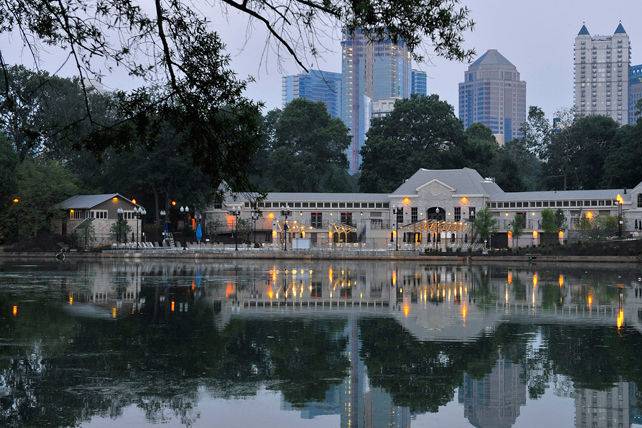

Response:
(195, 223), (203, 242)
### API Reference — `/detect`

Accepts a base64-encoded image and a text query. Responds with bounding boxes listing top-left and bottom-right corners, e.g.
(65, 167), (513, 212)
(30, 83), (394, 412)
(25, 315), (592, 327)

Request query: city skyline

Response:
(3, 2), (641, 120)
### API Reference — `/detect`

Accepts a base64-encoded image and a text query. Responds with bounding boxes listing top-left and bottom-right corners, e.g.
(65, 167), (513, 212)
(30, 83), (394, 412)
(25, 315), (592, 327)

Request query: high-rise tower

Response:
(573, 23), (630, 125)
(411, 69), (427, 96)
(282, 70), (342, 118)
(458, 49), (527, 145)
(341, 30), (411, 173)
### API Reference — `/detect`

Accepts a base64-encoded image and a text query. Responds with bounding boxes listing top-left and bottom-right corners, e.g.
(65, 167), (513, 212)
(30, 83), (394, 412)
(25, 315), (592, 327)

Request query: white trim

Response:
(387, 194), (417, 198)
(453, 194), (485, 198)
(415, 179), (456, 193)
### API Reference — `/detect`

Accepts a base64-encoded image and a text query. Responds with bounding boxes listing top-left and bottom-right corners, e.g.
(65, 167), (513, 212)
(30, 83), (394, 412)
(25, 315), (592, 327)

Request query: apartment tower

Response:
(573, 23), (630, 125)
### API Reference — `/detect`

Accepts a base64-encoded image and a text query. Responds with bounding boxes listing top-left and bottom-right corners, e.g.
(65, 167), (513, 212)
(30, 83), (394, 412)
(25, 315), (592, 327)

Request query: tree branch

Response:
(219, 0), (308, 71)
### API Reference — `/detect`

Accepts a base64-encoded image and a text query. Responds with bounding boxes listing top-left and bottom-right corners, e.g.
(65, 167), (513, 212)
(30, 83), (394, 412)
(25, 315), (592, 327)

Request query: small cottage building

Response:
(54, 194), (144, 246)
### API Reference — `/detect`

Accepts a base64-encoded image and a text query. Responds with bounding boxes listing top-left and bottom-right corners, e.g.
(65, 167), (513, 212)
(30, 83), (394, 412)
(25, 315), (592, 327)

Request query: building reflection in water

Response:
(458, 359), (527, 428)
(41, 261), (642, 428)
(575, 382), (637, 428)
(281, 317), (411, 428)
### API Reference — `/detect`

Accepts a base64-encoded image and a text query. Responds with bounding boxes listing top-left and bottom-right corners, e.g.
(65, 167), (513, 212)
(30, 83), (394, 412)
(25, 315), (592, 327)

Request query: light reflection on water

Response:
(0, 260), (641, 427)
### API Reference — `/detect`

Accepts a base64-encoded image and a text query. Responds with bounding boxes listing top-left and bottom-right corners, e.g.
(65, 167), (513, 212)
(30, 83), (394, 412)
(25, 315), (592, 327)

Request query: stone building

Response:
(207, 168), (642, 250)
(54, 194), (144, 246)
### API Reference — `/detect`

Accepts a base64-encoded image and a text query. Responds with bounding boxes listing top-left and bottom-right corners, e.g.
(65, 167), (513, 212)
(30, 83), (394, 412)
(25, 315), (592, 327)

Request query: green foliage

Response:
(540, 209), (556, 233)
(545, 115), (619, 190)
(490, 139), (542, 191)
(520, 106), (552, 158)
(72, 220), (96, 249)
(510, 213), (525, 244)
(359, 95), (467, 192)
(602, 120), (642, 188)
(250, 99), (352, 192)
(472, 208), (497, 244)
(0, 0), (474, 193)
(0, 158), (79, 242)
(110, 218), (131, 243)
(99, 120), (214, 222)
(578, 215), (619, 240)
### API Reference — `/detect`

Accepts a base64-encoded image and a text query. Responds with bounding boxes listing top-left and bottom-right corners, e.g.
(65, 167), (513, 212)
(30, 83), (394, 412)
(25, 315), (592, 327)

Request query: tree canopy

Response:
(359, 95), (468, 193)
(0, 0), (475, 190)
(250, 99), (354, 192)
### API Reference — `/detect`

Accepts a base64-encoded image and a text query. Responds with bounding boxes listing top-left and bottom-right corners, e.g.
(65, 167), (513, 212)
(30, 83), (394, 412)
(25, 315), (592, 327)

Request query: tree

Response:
(359, 95), (467, 192)
(545, 115), (619, 190)
(72, 220), (96, 250)
(1, 159), (79, 241)
(251, 99), (352, 192)
(472, 208), (497, 246)
(461, 123), (500, 178)
(579, 215), (619, 241)
(602, 120), (642, 188)
(540, 209), (556, 233)
(489, 139), (542, 192)
(0, 0), (475, 189)
(110, 218), (131, 243)
(520, 106), (552, 159)
(99, 120), (214, 224)
(510, 213), (525, 247)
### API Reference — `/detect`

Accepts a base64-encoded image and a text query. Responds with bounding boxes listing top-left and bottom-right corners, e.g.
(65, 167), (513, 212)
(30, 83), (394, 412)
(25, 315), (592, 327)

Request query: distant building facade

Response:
(458, 49), (527, 145)
(630, 64), (642, 124)
(411, 69), (427, 96)
(574, 23), (631, 125)
(341, 30), (411, 173)
(209, 168), (642, 250)
(575, 382), (632, 428)
(371, 97), (400, 120)
(53, 194), (143, 246)
(281, 70), (342, 118)
(459, 359), (527, 428)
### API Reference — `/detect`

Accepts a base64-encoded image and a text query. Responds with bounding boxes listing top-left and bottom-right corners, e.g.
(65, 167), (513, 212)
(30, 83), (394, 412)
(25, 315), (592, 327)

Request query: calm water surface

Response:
(0, 259), (641, 428)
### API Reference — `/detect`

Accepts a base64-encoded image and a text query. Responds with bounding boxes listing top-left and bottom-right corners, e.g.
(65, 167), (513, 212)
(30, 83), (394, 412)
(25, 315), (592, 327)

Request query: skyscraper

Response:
(282, 70), (342, 118)
(458, 49), (527, 145)
(458, 359), (527, 428)
(341, 30), (411, 173)
(573, 23), (631, 125)
(629, 64), (642, 124)
(411, 69), (427, 96)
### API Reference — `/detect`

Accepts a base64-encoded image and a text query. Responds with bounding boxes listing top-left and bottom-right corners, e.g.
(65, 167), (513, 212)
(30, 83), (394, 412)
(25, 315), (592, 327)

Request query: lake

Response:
(0, 259), (641, 427)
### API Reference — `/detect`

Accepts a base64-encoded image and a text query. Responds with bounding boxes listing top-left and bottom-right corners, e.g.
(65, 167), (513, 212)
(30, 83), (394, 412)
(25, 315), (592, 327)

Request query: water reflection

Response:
(0, 260), (641, 427)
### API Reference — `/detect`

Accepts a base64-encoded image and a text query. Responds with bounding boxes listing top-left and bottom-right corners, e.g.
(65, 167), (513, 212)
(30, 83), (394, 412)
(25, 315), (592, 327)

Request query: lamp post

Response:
(134, 207), (147, 248)
(11, 196), (20, 240)
(616, 194), (624, 238)
(160, 209), (168, 245)
(281, 207), (292, 251)
(116, 208), (124, 243)
(251, 210), (261, 248)
(228, 208), (241, 251)
(180, 206), (190, 249)
(392, 207), (400, 251)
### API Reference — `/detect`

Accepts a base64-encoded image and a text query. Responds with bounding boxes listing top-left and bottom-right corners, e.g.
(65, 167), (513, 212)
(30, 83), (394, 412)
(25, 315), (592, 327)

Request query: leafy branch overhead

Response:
(0, 0), (474, 188)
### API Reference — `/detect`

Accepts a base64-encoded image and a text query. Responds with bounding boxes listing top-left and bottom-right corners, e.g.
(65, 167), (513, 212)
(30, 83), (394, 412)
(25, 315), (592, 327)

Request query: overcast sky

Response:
(215, 0), (642, 117)
(2, 0), (641, 118)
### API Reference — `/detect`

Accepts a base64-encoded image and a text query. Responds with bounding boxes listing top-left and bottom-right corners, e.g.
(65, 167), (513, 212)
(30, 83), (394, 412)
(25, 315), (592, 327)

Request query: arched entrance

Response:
(426, 207), (445, 221)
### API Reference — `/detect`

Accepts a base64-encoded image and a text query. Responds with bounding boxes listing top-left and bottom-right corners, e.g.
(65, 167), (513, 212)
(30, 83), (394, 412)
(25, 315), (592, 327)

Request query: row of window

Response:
(488, 199), (619, 209)
(250, 201), (390, 209)
(69, 210), (137, 220)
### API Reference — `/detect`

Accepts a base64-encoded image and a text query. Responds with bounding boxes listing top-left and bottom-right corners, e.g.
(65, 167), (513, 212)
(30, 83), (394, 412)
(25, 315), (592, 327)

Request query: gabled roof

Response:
(469, 49), (515, 70)
(391, 168), (504, 197)
(56, 193), (138, 209)
(578, 24), (590, 36)
(614, 22), (626, 34)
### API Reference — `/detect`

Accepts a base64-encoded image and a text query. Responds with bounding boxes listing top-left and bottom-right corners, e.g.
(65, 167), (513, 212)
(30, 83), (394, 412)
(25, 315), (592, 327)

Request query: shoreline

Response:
(0, 250), (640, 264)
